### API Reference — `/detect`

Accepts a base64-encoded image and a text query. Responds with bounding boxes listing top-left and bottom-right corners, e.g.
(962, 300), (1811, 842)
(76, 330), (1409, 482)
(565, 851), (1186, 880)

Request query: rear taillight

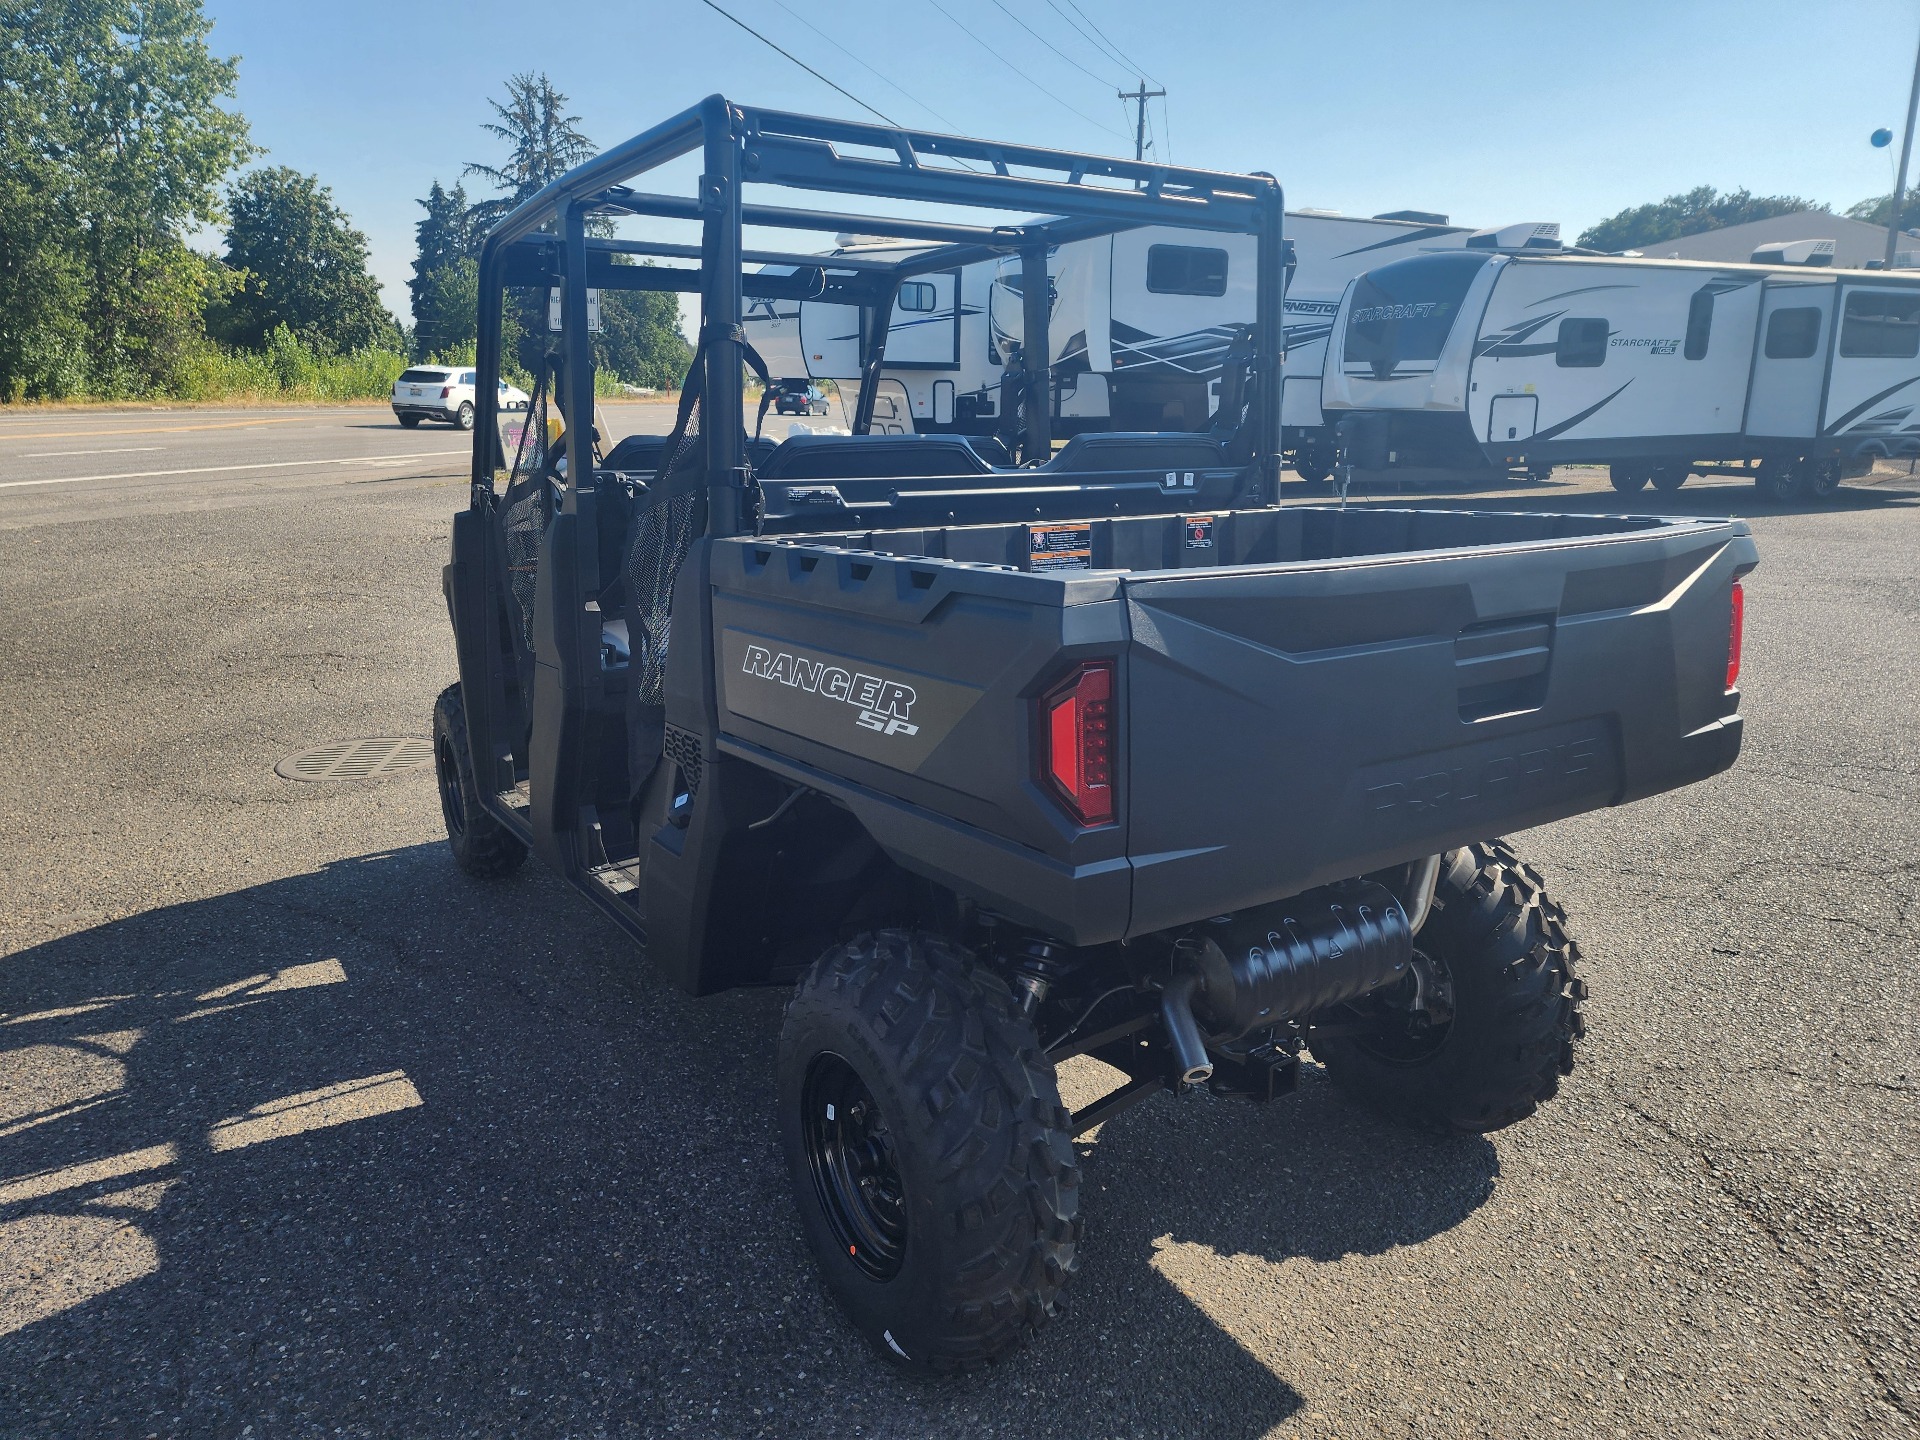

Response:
(1727, 579), (1744, 690)
(440, 386), (452, 399)
(1038, 660), (1114, 827)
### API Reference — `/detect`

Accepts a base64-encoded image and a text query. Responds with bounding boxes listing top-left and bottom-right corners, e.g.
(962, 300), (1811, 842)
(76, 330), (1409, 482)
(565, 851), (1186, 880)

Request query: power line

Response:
(926, 0), (1133, 143)
(1043, 0), (1142, 82)
(1158, 92), (1172, 165)
(987, 0), (1123, 89)
(1061, 0), (1161, 86)
(697, 0), (903, 128)
(764, 0), (974, 137)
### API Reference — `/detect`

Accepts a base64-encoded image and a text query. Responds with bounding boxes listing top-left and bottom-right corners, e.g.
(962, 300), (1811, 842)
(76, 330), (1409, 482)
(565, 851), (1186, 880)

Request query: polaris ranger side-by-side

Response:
(435, 98), (1757, 1373)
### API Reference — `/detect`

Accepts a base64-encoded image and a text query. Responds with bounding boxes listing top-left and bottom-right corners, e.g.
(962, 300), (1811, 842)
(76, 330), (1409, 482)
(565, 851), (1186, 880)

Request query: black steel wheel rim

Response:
(435, 733), (467, 839)
(802, 1052), (908, 1280)
(1345, 945), (1455, 1065)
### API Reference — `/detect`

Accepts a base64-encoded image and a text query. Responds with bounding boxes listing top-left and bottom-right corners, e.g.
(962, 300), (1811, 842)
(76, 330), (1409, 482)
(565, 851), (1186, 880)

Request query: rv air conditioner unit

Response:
(1464, 222), (1562, 252)
(1750, 239), (1835, 267)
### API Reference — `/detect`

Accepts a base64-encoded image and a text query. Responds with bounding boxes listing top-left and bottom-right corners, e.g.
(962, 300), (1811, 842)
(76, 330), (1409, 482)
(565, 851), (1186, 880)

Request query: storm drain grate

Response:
(276, 737), (433, 783)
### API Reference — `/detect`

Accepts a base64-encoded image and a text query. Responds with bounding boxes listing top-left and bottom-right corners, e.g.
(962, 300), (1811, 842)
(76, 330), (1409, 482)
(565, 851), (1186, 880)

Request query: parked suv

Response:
(392, 366), (529, 429)
(772, 379), (830, 415)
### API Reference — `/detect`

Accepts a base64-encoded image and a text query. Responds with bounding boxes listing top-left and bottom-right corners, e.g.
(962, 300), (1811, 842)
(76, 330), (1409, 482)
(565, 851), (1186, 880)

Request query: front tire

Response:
(1649, 464), (1688, 493)
(777, 931), (1080, 1373)
(1311, 841), (1585, 1133)
(432, 684), (527, 880)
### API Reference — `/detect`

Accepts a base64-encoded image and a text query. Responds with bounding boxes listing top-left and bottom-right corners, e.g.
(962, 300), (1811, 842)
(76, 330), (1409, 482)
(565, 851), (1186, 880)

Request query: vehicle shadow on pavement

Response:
(0, 845), (1489, 1439)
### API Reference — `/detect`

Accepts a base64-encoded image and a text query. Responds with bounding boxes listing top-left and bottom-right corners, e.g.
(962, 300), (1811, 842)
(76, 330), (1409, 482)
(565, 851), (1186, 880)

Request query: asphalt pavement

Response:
(0, 404), (1915, 1438)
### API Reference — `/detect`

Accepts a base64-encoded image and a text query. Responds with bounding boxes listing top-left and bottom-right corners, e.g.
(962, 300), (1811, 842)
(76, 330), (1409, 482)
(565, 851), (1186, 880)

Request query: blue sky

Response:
(201, 0), (1920, 319)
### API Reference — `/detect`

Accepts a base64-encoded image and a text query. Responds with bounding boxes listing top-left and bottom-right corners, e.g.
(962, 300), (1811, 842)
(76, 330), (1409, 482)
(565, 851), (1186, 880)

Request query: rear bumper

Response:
(392, 402), (456, 421)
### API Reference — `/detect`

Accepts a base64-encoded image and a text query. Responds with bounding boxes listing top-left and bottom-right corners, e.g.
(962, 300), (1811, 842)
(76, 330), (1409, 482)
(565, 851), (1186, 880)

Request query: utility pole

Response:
(1119, 79), (1165, 177)
(1887, 26), (1920, 268)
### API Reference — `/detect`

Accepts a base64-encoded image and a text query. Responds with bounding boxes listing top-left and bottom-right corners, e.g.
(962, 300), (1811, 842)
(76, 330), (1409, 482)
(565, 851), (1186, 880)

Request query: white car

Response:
(391, 367), (530, 429)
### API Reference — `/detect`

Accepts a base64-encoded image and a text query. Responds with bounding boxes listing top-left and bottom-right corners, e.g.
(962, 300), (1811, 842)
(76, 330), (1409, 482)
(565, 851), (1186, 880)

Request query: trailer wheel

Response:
(1292, 444), (1334, 487)
(777, 930), (1080, 1373)
(1804, 459), (1841, 499)
(1608, 463), (1647, 494)
(1755, 459), (1802, 501)
(1649, 464), (1687, 493)
(1311, 841), (1585, 1133)
(432, 684), (528, 880)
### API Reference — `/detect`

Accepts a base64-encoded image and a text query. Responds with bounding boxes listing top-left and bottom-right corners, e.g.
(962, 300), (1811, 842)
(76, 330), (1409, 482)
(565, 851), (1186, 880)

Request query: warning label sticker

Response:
(1027, 523), (1092, 572)
(1184, 515), (1215, 550)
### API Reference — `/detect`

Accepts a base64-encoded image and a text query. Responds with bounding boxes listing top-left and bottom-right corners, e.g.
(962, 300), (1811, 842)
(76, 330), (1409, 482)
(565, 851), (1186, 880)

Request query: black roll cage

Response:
(472, 95), (1287, 524)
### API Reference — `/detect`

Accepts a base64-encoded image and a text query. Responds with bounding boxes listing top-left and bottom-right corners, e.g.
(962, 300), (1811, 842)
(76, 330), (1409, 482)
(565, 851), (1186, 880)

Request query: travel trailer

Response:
(1319, 244), (1920, 498)
(745, 210), (1482, 473)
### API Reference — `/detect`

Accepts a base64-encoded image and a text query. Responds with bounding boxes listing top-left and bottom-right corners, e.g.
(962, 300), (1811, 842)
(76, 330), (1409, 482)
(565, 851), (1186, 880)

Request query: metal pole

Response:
(1887, 29), (1920, 268)
(1020, 245), (1052, 463)
(700, 97), (745, 536)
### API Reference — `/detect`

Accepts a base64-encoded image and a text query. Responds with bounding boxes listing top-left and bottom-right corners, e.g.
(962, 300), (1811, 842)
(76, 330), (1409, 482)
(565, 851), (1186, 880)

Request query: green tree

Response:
(214, 166), (396, 354)
(461, 72), (690, 386)
(0, 0), (253, 398)
(463, 72), (595, 225)
(415, 256), (479, 361)
(1578, 186), (1824, 253)
(410, 180), (480, 356)
(1845, 193), (1920, 235)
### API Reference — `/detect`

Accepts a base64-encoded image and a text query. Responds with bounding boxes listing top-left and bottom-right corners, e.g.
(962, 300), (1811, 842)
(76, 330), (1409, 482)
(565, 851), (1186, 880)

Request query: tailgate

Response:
(1121, 518), (1756, 934)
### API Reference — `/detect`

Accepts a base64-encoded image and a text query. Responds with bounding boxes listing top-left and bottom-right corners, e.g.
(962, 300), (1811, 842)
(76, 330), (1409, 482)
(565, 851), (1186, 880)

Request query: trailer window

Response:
(1147, 245), (1229, 297)
(1765, 307), (1822, 359)
(1840, 291), (1920, 358)
(898, 281), (937, 313)
(1685, 289), (1714, 360)
(1555, 318), (1610, 368)
(1341, 252), (1488, 379)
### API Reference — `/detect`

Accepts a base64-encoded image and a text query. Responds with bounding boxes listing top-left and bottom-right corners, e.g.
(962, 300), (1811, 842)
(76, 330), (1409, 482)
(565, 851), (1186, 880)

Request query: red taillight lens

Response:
(1038, 661), (1115, 827)
(1727, 579), (1745, 690)
(440, 386), (452, 398)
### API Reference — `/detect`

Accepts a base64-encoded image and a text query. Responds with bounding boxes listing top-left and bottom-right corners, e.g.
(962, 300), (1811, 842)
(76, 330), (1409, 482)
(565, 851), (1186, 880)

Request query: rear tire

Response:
(433, 684), (527, 880)
(455, 401), (475, 431)
(1755, 459), (1801, 501)
(1804, 459), (1841, 498)
(1311, 841), (1585, 1133)
(398, 414), (423, 429)
(777, 930), (1080, 1373)
(1608, 463), (1647, 493)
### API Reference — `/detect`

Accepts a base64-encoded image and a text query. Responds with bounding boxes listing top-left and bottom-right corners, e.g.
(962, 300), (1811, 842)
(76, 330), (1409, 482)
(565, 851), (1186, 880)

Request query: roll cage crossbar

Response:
(473, 95), (1286, 530)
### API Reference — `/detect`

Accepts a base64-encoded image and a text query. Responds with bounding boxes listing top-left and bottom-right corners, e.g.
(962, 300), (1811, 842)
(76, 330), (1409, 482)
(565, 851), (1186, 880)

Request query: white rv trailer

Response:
(744, 211), (1480, 470)
(1319, 245), (1920, 499)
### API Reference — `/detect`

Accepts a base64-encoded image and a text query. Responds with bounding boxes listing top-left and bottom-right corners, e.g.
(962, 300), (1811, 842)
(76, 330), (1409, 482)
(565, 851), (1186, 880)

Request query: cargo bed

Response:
(711, 505), (1756, 943)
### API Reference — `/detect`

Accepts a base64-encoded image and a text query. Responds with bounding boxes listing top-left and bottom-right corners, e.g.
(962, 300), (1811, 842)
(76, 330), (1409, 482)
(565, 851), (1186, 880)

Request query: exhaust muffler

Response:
(1158, 881), (1413, 1079)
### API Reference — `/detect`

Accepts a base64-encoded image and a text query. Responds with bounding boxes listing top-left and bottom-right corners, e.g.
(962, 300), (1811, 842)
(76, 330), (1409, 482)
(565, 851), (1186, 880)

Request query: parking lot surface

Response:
(1, 405), (1916, 1438)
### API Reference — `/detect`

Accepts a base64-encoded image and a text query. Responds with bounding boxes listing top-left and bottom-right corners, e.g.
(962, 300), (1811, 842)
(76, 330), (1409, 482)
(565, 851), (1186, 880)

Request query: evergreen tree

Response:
(215, 166), (396, 354)
(463, 73), (595, 225)
(410, 181), (480, 356)
(461, 72), (691, 386)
